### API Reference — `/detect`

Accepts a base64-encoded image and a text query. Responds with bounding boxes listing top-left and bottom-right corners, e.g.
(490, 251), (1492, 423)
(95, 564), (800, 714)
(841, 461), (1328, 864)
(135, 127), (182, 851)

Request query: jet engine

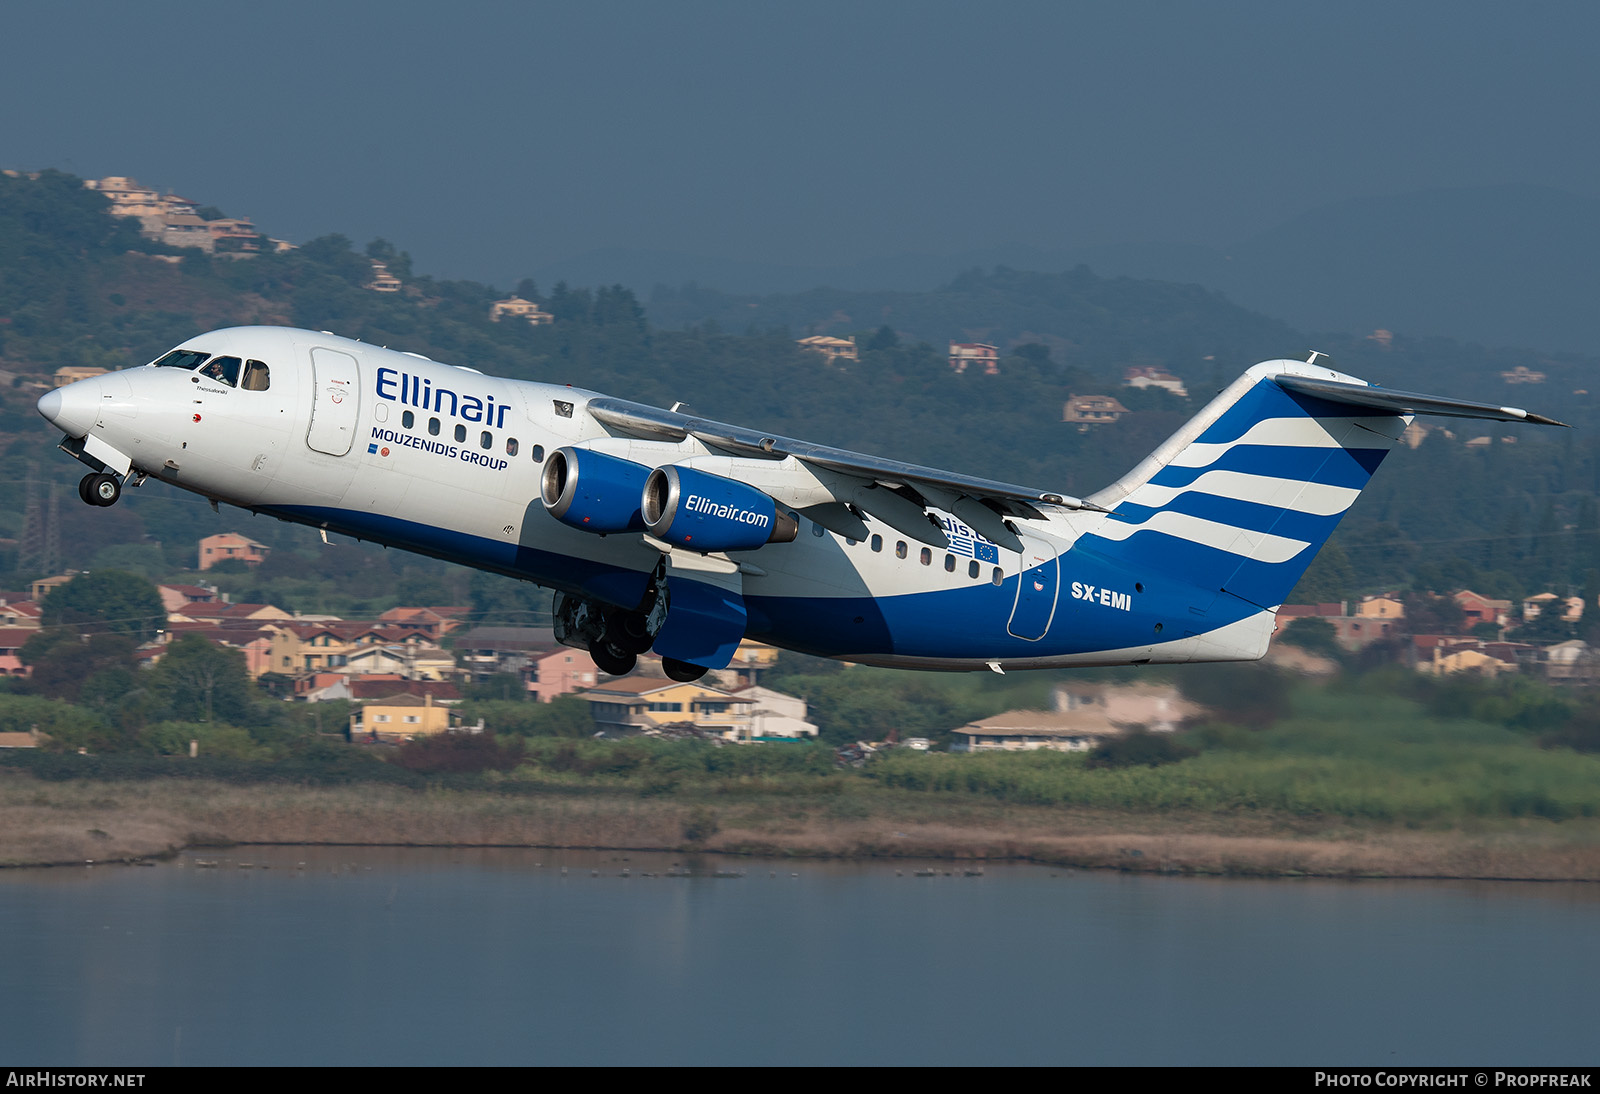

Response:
(541, 447), (651, 533)
(642, 465), (798, 551)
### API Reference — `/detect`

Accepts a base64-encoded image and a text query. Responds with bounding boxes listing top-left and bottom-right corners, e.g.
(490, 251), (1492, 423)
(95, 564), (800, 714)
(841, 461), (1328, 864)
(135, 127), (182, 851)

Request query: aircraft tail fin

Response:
(1079, 359), (1496, 613)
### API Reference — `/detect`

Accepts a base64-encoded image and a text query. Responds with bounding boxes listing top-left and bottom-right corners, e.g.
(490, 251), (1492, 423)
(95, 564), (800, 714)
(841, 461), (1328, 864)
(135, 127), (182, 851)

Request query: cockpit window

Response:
(198, 356), (242, 387)
(241, 360), (270, 391)
(154, 349), (209, 370)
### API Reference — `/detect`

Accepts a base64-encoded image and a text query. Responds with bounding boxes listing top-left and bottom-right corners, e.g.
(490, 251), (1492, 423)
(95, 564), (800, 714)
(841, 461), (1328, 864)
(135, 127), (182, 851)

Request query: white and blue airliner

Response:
(36, 326), (1562, 682)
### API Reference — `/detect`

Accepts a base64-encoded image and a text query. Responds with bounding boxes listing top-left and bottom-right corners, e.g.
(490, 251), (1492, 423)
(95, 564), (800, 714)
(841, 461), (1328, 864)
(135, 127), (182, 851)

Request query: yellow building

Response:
(796, 335), (858, 364)
(576, 677), (752, 737)
(490, 297), (554, 325)
(349, 694), (459, 741)
(54, 366), (110, 387)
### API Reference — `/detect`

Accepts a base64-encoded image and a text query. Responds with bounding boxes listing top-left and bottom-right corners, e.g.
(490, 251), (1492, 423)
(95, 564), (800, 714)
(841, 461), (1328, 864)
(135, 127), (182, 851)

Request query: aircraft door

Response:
(1007, 531), (1060, 641)
(307, 348), (361, 456)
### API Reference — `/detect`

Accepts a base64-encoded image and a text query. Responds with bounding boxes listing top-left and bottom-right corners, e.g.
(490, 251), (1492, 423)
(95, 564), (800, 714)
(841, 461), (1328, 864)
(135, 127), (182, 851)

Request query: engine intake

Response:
(541, 447), (651, 533)
(642, 465), (797, 551)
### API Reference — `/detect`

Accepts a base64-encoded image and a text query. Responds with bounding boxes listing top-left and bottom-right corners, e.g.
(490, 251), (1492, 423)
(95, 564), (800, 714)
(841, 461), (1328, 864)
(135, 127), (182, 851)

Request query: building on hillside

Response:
(715, 639), (780, 689)
(1274, 602), (1401, 651)
(1122, 365), (1188, 398)
(172, 602), (295, 624)
(727, 686), (818, 741)
(954, 683), (1203, 753)
(344, 641), (459, 681)
(378, 606), (470, 639)
(1355, 595), (1406, 619)
(158, 584), (220, 614)
(29, 573), (79, 603)
(206, 218), (260, 252)
(349, 694), (462, 742)
(452, 626), (560, 682)
(576, 678), (753, 738)
(1409, 635), (1528, 678)
(159, 625), (276, 676)
(1062, 395), (1128, 428)
(366, 261), (401, 292)
(1453, 590), (1512, 629)
(796, 335), (858, 365)
(265, 622), (448, 679)
(951, 711), (1123, 753)
(308, 676), (462, 703)
(0, 599), (41, 629)
(490, 297), (554, 325)
(1522, 592), (1560, 621)
(949, 343), (999, 375)
(198, 533), (270, 570)
(530, 648), (600, 702)
(53, 366), (109, 387)
(1532, 640), (1600, 686)
(0, 628), (36, 676)
(1052, 681), (1201, 732)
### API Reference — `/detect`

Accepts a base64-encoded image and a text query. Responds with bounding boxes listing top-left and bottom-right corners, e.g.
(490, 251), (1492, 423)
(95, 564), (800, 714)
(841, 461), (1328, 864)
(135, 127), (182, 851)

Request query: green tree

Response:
(19, 630), (138, 703)
(149, 634), (256, 724)
(40, 571), (165, 641)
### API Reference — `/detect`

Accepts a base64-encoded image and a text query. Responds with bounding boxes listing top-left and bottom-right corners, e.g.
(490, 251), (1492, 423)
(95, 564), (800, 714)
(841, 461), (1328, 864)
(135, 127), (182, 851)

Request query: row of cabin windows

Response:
(812, 522), (1004, 585)
(396, 409), (546, 462)
(154, 349), (271, 390)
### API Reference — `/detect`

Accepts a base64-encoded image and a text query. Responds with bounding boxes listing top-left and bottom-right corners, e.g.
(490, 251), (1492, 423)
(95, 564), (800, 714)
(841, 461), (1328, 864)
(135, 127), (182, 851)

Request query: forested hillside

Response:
(0, 169), (1595, 617)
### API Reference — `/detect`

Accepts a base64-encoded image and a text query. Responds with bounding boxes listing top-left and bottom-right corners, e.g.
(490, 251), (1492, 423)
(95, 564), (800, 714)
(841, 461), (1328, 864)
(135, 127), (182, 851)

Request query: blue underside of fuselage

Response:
(266, 504), (1253, 663)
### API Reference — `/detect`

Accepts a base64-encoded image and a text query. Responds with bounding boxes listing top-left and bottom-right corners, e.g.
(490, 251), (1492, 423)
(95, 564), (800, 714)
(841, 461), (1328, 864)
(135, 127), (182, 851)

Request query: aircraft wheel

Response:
(77, 474), (97, 506)
(662, 658), (708, 683)
(611, 612), (655, 655)
(591, 643), (637, 677)
(85, 473), (121, 507)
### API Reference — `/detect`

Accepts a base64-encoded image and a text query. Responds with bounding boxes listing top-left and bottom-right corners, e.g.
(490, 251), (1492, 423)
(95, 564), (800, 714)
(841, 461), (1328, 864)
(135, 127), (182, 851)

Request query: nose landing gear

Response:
(77, 473), (121, 507)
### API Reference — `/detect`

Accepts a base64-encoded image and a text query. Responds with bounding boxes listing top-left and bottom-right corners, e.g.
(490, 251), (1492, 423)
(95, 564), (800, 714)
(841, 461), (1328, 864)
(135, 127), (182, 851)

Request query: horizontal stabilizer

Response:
(1274, 375), (1568, 427)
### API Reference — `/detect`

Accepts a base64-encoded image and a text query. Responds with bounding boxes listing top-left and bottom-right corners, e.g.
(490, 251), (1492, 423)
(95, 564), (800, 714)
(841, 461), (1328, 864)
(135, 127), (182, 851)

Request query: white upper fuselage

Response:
(41, 325), (1389, 671)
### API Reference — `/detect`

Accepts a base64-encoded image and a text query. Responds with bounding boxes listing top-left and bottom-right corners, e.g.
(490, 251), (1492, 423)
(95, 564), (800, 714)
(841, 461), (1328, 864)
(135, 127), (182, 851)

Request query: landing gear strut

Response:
(553, 589), (665, 677)
(78, 473), (121, 507)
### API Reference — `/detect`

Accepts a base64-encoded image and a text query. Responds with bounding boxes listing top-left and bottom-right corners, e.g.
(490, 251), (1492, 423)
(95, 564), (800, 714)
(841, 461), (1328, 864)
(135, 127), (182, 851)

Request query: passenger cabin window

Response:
(531, 444), (545, 463)
(968, 560), (980, 579)
(920, 548), (932, 566)
(870, 534), (882, 552)
(428, 417), (440, 436)
(945, 553), (956, 572)
(198, 356), (242, 386)
(402, 411), (415, 429)
(454, 424), (467, 443)
(154, 350), (209, 370)
(240, 360), (270, 391)
(506, 437), (519, 456)
(895, 541), (908, 559)
(480, 431), (492, 450)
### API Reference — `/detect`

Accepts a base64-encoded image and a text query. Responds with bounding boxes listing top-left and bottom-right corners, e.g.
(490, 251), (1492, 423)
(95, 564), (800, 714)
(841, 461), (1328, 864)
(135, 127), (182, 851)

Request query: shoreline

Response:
(6, 776), (1600, 882)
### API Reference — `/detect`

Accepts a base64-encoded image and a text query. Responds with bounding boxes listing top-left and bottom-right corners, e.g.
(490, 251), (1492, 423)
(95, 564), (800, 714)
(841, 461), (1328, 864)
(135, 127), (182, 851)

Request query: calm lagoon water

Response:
(2, 846), (1596, 1066)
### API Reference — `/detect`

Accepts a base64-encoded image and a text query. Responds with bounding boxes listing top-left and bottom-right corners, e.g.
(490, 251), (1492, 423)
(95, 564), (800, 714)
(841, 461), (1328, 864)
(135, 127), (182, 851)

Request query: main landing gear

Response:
(77, 473), (121, 507)
(554, 590), (659, 677)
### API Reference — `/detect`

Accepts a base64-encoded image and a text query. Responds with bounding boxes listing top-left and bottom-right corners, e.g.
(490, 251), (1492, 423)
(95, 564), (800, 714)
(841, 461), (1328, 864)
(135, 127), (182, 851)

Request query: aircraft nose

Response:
(36, 379), (100, 437)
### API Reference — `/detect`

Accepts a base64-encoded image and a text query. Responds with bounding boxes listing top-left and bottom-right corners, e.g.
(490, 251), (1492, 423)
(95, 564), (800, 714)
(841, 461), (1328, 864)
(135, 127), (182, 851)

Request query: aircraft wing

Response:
(1273, 375), (1569, 426)
(586, 396), (1091, 551)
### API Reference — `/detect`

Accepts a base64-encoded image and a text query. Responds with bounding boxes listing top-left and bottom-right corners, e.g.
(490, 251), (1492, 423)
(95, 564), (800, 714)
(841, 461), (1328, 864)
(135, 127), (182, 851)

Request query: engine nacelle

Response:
(541, 447), (651, 533)
(642, 465), (798, 551)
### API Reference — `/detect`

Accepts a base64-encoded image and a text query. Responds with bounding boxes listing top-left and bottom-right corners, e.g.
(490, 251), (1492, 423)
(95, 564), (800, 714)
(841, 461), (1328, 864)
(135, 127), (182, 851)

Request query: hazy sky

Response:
(5, 0), (1599, 287)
